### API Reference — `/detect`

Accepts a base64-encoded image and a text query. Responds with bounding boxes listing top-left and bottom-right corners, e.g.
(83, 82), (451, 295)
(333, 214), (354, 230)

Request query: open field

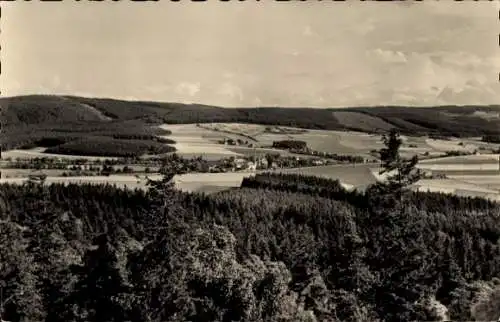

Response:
(370, 159), (500, 201)
(158, 124), (244, 160)
(0, 172), (255, 194)
(197, 123), (475, 159)
(419, 154), (500, 164)
(1, 148), (118, 161)
(447, 175), (500, 191)
(425, 138), (478, 153)
(413, 179), (500, 202)
(417, 164), (500, 171)
(0, 175), (156, 190)
(0, 169), (67, 178)
(173, 171), (256, 193)
(272, 164), (378, 190)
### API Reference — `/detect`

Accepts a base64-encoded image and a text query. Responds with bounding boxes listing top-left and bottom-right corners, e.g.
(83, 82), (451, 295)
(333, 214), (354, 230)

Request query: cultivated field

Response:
(419, 154), (500, 164)
(425, 138), (478, 153)
(187, 123), (465, 159)
(0, 174), (157, 191)
(0, 172), (252, 195)
(413, 178), (500, 202)
(274, 164), (378, 190)
(158, 124), (244, 160)
(1, 148), (118, 161)
(0, 169), (67, 178)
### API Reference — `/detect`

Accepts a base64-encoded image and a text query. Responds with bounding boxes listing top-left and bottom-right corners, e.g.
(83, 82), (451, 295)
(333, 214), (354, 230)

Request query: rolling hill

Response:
(1, 95), (500, 152)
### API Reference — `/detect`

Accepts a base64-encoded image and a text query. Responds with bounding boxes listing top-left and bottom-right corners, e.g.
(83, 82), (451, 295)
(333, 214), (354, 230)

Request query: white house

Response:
(247, 161), (257, 171)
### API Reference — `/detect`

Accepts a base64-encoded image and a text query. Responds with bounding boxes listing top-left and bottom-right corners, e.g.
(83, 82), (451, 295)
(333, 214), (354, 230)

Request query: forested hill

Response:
(2, 94), (500, 137)
(1, 173), (500, 321)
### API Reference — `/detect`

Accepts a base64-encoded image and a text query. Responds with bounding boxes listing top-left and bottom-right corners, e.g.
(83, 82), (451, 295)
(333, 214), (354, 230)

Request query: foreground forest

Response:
(2, 172), (500, 321)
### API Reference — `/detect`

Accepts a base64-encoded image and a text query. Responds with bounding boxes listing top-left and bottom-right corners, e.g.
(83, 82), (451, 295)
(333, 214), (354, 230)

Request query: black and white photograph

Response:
(1, 1), (500, 321)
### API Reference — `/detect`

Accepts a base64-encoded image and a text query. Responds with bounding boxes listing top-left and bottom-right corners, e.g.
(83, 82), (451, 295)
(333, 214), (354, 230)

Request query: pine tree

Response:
(378, 129), (422, 206)
(66, 233), (131, 322)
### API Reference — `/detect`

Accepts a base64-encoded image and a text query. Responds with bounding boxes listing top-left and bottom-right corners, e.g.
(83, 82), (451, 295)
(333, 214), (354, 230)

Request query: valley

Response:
(3, 110), (500, 200)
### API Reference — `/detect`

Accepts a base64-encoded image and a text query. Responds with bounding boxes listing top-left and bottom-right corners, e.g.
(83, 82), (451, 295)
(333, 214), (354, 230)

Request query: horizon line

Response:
(1, 93), (499, 110)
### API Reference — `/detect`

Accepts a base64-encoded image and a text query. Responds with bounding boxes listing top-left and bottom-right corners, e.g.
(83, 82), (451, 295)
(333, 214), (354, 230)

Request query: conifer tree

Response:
(378, 129), (422, 205)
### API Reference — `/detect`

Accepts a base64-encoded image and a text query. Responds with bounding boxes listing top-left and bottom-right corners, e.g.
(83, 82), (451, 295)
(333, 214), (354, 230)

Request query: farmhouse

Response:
(312, 159), (325, 166)
(247, 161), (257, 171)
(234, 158), (247, 170)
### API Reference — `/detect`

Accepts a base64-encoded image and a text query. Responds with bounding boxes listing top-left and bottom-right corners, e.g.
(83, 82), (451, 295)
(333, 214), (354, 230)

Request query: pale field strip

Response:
(371, 167), (500, 197)
(419, 154), (500, 164)
(1, 148), (118, 161)
(448, 175), (500, 191)
(417, 164), (500, 171)
(425, 138), (477, 152)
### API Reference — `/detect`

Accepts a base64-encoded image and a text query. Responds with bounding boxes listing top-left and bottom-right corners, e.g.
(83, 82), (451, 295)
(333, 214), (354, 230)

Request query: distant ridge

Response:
(1, 95), (500, 152)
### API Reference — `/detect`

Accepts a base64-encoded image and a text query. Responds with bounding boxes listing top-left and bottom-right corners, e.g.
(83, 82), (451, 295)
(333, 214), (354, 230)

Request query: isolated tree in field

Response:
(378, 129), (421, 204)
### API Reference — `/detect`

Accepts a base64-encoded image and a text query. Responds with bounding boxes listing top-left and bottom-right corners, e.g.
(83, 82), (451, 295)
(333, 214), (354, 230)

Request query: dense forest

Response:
(2, 131), (500, 321)
(272, 140), (308, 151)
(1, 119), (175, 156)
(1, 174), (500, 321)
(44, 137), (176, 158)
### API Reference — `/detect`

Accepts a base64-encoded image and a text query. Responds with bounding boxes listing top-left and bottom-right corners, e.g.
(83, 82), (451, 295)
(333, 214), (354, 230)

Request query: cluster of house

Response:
(208, 156), (274, 172)
(207, 155), (329, 173)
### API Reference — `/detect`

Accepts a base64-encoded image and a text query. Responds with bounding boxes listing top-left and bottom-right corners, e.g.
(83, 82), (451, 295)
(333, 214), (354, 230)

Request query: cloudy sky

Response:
(2, 1), (499, 107)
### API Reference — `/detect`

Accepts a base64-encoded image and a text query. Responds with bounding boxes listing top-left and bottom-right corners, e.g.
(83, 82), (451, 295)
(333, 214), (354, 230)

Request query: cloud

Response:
(370, 49), (407, 64)
(175, 82), (201, 97)
(302, 26), (314, 37)
(216, 82), (244, 102)
(145, 84), (172, 95)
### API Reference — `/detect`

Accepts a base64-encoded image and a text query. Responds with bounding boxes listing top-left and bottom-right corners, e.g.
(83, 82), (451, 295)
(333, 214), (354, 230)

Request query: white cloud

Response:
(302, 26), (314, 37)
(370, 49), (407, 64)
(175, 82), (200, 97)
(216, 83), (244, 102)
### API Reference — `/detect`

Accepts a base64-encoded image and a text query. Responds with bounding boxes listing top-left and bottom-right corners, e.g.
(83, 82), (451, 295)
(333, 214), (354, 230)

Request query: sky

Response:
(2, 1), (499, 108)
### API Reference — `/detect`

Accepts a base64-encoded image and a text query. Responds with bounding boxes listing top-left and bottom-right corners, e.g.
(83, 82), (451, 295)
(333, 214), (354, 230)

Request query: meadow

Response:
(1, 148), (118, 161)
